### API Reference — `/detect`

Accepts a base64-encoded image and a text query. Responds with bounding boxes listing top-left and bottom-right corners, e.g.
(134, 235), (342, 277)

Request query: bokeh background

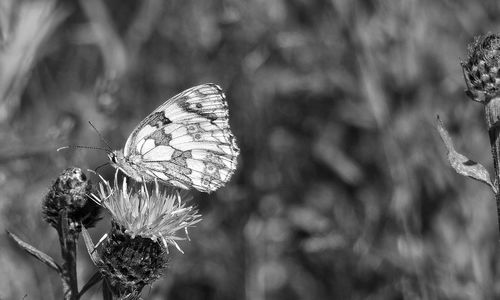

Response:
(1, 0), (500, 299)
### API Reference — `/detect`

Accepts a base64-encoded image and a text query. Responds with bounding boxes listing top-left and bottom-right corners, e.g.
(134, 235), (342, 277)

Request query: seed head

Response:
(462, 34), (500, 103)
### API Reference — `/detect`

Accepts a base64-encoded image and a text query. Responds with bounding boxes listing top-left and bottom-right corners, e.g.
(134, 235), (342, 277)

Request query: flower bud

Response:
(462, 34), (500, 103)
(42, 167), (101, 230)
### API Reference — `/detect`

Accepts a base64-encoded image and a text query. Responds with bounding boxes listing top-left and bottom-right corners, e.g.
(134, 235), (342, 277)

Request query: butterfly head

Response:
(108, 150), (146, 183)
(108, 150), (123, 165)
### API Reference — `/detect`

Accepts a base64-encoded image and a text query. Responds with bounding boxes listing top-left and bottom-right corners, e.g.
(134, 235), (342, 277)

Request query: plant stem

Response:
(485, 96), (500, 235)
(61, 234), (78, 300)
(58, 210), (79, 300)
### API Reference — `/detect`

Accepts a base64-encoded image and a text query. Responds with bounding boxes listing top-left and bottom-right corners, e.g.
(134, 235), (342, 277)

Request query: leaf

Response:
(78, 271), (102, 298)
(437, 115), (497, 194)
(81, 226), (101, 266)
(6, 231), (62, 274)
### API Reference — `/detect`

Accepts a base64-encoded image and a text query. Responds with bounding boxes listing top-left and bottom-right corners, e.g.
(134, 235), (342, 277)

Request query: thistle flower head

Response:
(93, 177), (201, 252)
(88, 176), (201, 298)
(462, 33), (500, 103)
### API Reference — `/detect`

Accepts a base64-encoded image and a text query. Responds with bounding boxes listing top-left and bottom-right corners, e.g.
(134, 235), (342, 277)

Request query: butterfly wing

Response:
(122, 83), (239, 192)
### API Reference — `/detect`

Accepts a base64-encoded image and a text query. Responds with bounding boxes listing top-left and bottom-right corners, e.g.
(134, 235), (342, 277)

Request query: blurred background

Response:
(1, 0), (499, 299)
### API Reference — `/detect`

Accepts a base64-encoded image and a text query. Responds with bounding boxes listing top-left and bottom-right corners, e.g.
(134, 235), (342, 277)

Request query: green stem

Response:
(485, 97), (500, 235)
(58, 210), (79, 300)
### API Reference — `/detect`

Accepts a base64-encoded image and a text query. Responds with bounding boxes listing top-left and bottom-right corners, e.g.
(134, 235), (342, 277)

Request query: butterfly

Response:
(108, 83), (239, 193)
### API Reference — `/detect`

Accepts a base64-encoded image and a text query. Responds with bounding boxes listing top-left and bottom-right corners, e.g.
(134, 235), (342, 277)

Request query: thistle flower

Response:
(462, 33), (500, 103)
(88, 176), (201, 299)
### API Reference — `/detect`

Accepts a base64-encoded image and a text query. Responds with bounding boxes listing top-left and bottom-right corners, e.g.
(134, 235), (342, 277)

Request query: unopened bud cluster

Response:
(41, 168), (201, 299)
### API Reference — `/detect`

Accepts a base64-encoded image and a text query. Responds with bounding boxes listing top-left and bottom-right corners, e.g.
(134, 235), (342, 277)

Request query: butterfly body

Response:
(110, 83), (239, 193)
(109, 150), (152, 183)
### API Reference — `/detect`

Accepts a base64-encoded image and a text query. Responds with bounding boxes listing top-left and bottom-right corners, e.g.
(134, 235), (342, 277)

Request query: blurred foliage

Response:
(1, 0), (500, 299)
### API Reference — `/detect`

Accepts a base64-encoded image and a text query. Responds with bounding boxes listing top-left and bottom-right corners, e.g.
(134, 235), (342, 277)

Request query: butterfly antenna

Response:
(88, 121), (113, 151)
(57, 145), (111, 153)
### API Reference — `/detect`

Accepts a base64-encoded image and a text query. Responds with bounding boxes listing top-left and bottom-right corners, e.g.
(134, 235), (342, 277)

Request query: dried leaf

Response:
(6, 231), (62, 273)
(437, 116), (497, 194)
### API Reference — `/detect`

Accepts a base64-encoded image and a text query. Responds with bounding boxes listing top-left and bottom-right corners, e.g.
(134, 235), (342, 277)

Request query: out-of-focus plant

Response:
(0, 0), (66, 123)
(79, 0), (164, 115)
(438, 33), (500, 234)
